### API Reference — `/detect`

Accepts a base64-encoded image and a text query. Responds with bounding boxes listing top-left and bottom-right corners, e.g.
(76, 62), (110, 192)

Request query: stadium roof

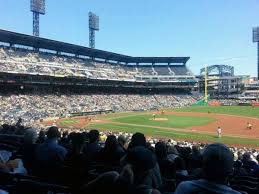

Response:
(0, 29), (190, 64)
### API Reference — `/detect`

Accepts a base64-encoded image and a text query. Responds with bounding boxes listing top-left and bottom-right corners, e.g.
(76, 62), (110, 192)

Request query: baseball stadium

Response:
(1, 1), (259, 194)
(1, 28), (259, 148)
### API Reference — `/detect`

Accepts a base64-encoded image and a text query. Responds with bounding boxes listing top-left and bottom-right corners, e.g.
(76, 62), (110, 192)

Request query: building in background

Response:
(241, 77), (259, 99)
(198, 65), (243, 99)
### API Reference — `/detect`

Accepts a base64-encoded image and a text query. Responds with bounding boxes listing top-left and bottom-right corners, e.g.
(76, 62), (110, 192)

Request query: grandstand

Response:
(0, 29), (201, 127)
(0, 29), (196, 93)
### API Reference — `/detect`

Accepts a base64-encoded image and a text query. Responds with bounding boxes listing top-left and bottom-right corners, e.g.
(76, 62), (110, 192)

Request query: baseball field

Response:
(52, 106), (259, 148)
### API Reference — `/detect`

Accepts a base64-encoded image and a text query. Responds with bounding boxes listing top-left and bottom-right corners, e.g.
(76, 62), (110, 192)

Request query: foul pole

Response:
(204, 65), (208, 103)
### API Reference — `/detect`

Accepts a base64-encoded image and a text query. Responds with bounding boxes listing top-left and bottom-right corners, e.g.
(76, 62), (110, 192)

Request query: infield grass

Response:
(111, 114), (215, 129)
(59, 120), (78, 128)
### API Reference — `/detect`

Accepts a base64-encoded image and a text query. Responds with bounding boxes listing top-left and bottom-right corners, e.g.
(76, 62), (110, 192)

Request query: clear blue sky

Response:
(1, 0), (259, 76)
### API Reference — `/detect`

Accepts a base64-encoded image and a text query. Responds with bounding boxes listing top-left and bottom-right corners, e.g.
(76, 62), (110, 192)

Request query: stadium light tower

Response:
(30, 0), (45, 37)
(89, 12), (99, 49)
(253, 27), (259, 80)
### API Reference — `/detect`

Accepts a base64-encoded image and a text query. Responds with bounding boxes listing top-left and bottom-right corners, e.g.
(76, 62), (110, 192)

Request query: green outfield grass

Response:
(89, 122), (259, 147)
(172, 106), (259, 118)
(111, 114), (215, 129)
(59, 106), (259, 148)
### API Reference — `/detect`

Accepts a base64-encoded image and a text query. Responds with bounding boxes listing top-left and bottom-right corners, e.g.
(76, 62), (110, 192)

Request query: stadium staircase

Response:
(153, 95), (163, 107)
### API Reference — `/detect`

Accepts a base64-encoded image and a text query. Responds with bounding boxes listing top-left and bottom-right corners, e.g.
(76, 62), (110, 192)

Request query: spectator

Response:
(175, 157), (188, 177)
(17, 128), (38, 174)
(118, 135), (127, 151)
(34, 126), (67, 176)
(128, 132), (146, 149)
(124, 146), (161, 193)
(83, 129), (101, 162)
(175, 143), (240, 194)
(15, 118), (22, 128)
(155, 142), (175, 179)
(188, 145), (202, 171)
(65, 132), (87, 169)
(60, 131), (70, 147)
(233, 160), (249, 177)
(98, 135), (125, 166)
(242, 152), (257, 173)
(37, 129), (46, 144)
(254, 154), (259, 177)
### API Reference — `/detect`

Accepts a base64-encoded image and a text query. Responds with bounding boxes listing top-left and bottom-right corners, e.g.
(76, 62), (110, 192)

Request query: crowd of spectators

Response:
(217, 99), (253, 106)
(0, 47), (191, 80)
(0, 93), (198, 126)
(0, 126), (258, 194)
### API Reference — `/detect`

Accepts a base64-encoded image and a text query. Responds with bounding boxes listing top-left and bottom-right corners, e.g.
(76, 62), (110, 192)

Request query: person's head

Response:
(62, 131), (69, 138)
(202, 143), (234, 183)
(118, 135), (127, 147)
(256, 154), (259, 163)
(175, 157), (186, 170)
(2, 124), (9, 130)
(242, 152), (252, 162)
(125, 146), (156, 185)
(192, 145), (200, 154)
(130, 132), (146, 148)
(155, 142), (167, 160)
(88, 129), (100, 143)
(167, 145), (179, 155)
(71, 133), (85, 153)
(24, 128), (38, 144)
(38, 130), (46, 142)
(233, 160), (242, 169)
(104, 135), (118, 152)
(46, 126), (60, 140)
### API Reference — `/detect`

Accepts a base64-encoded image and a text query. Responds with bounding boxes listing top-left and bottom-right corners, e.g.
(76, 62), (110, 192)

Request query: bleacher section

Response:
(171, 66), (189, 75)
(136, 66), (155, 75)
(0, 47), (194, 81)
(154, 66), (171, 75)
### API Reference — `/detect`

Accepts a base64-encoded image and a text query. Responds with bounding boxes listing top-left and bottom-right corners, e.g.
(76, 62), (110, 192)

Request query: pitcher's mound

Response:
(150, 118), (168, 121)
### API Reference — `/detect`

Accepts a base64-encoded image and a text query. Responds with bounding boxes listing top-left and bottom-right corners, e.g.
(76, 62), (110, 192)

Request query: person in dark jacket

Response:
(98, 135), (125, 166)
(175, 143), (240, 194)
(34, 126), (67, 177)
(83, 130), (101, 162)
